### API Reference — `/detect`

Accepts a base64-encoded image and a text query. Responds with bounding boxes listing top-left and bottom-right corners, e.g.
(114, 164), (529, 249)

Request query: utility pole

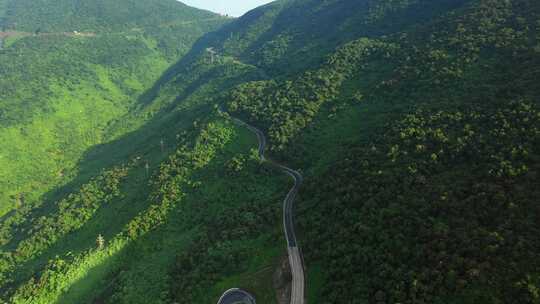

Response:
(145, 161), (150, 178)
(14, 193), (23, 209)
(96, 234), (105, 250)
(160, 138), (165, 153)
(206, 47), (216, 64)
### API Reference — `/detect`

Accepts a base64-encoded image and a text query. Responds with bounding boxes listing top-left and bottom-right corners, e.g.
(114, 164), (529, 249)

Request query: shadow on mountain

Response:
(50, 122), (259, 304)
(1, 23), (269, 292)
(136, 29), (224, 107)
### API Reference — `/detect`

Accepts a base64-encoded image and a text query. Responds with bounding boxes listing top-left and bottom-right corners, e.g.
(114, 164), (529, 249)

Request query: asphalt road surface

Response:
(217, 288), (256, 304)
(217, 107), (305, 304)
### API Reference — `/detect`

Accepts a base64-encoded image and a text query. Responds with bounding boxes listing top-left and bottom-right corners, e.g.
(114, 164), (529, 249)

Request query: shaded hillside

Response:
(223, 0), (540, 302)
(157, 3), (540, 302)
(199, 0), (470, 75)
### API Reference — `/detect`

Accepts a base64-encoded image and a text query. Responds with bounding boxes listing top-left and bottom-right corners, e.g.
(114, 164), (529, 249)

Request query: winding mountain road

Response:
(217, 107), (305, 304)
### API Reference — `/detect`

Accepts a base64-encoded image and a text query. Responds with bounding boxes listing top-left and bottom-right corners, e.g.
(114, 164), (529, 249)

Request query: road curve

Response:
(217, 106), (305, 304)
(217, 288), (256, 304)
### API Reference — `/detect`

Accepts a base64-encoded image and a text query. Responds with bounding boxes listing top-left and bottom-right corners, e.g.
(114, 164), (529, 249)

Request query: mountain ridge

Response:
(0, 0), (222, 32)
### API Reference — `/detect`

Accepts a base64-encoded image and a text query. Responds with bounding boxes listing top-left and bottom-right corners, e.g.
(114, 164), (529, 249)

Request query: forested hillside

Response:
(200, 0), (469, 76)
(223, 0), (540, 302)
(1, 0), (539, 303)
(0, 0), (228, 217)
(0, 0), (220, 32)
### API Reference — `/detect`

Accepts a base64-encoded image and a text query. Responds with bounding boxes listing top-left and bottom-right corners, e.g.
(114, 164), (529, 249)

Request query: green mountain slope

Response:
(0, 1), (226, 214)
(222, 1), (540, 303)
(0, 0), (229, 217)
(0, 0), (539, 303)
(0, 0), (219, 32)
(0, 1), (7, 23)
(201, 0), (469, 75)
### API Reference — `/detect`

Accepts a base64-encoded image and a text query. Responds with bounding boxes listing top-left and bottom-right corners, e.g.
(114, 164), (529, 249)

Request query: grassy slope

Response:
(54, 121), (284, 304)
(0, 35), (167, 215)
(5, 104), (290, 303)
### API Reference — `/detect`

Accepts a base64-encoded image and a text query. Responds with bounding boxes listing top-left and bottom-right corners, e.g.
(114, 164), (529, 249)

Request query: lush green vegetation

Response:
(1, 0), (540, 303)
(0, 0), (222, 33)
(226, 38), (396, 150)
(301, 101), (540, 303)
(219, 0), (540, 302)
(1, 110), (288, 303)
(0, 0), (228, 217)
(205, 0), (469, 76)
